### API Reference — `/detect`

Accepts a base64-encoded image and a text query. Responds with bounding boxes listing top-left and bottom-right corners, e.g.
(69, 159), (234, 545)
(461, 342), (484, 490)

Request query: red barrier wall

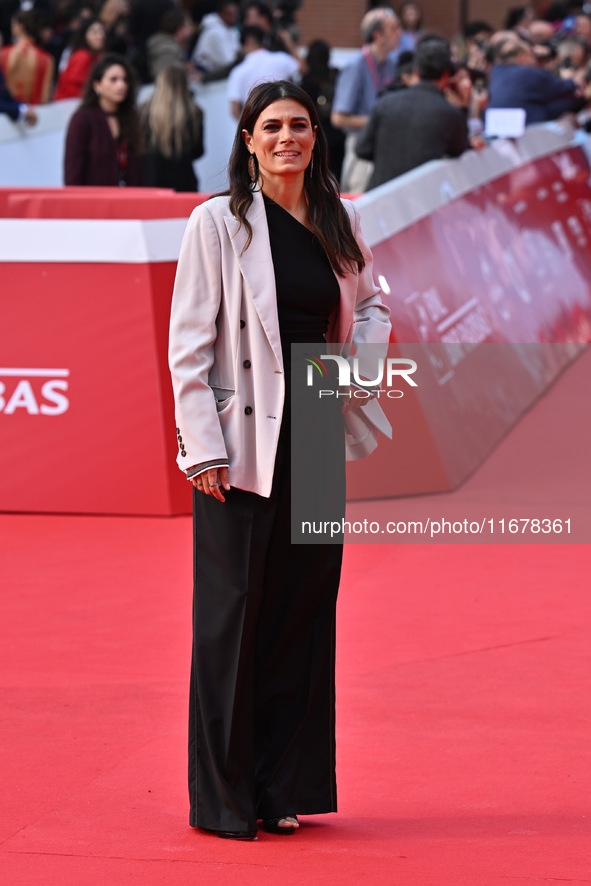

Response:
(1, 260), (188, 514)
(1, 188), (205, 514)
(345, 142), (591, 500)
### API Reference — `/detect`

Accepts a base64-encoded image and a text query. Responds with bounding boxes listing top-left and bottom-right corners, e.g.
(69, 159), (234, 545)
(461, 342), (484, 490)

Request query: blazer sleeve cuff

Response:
(186, 460), (229, 479)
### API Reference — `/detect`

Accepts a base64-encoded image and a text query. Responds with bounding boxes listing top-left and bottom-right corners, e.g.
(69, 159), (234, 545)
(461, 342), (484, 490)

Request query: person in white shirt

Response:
(192, 0), (241, 75)
(227, 25), (299, 119)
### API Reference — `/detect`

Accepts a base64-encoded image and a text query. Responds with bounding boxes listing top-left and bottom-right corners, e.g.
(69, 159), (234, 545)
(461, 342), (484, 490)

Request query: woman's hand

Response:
(191, 467), (231, 502)
(341, 387), (376, 412)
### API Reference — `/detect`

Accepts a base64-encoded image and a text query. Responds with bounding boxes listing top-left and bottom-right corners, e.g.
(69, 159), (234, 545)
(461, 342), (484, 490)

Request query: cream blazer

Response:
(169, 188), (392, 498)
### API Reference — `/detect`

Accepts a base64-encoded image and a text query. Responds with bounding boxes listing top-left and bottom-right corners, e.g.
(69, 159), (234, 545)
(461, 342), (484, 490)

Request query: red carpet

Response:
(1, 352), (590, 885)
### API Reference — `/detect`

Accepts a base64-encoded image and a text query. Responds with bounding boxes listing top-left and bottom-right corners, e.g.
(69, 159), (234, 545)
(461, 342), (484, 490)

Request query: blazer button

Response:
(244, 406), (253, 415)
(243, 359), (251, 368)
(181, 450), (187, 457)
(240, 320), (246, 329)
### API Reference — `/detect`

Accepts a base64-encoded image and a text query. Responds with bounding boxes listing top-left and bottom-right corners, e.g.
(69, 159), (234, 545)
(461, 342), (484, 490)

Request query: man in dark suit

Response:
(355, 37), (468, 190)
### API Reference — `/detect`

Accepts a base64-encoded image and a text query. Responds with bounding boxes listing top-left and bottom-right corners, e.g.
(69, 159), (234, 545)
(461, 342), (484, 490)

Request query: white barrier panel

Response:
(0, 99), (78, 187)
(0, 79), (236, 192)
(0, 217), (188, 262)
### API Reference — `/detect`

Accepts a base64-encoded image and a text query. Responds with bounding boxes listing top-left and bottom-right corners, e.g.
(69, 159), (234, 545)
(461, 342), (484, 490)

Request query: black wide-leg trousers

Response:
(189, 411), (344, 833)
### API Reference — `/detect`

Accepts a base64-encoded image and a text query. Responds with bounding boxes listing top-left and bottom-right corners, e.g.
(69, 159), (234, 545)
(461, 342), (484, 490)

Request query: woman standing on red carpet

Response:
(169, 80), (391, 841)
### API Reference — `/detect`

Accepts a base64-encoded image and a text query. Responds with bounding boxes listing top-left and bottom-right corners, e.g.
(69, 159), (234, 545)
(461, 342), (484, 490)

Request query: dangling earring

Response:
(248, 153), (258, 183)
(309, 152), (314, 177)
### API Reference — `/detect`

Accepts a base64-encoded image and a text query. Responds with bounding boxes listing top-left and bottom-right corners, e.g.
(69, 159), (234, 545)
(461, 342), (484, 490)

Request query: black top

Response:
(263, 193), (340, 363)
(142, 107), (204, 192)
(143, 147), (199, 192)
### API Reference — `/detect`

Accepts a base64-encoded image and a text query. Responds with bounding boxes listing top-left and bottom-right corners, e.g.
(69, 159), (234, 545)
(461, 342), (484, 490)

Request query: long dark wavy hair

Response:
(82, 53), (142, 154)
(224, 80), (365, 276)
(71, 17), (105, 53)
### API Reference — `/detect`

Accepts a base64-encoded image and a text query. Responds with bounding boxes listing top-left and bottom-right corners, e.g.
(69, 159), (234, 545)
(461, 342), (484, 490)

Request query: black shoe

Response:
(261, 815), (299, 835)
(200, 827), (258, 841)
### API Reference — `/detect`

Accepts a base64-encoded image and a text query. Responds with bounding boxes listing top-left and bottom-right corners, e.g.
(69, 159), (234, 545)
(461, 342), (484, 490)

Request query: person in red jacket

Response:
(54, 18), (106, 101)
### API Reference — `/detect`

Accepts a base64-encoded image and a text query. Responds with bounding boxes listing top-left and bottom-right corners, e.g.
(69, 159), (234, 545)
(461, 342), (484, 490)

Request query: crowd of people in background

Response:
(2, 1), (591, 191)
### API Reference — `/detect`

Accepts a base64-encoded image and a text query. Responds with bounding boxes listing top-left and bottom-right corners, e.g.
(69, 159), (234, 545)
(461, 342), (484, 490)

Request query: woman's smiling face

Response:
(242, 99), (316, 183)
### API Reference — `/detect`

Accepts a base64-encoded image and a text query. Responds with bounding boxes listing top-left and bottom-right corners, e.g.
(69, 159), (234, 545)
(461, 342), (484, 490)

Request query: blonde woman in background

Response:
(140, 64), (204, 192)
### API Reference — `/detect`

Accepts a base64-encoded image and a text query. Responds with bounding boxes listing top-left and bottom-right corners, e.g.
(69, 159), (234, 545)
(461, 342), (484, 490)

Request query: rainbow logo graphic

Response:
(304, 354), (330, 379)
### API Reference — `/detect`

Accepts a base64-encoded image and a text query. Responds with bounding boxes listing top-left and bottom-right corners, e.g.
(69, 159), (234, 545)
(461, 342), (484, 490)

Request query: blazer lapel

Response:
(224, 189), (283, 369)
